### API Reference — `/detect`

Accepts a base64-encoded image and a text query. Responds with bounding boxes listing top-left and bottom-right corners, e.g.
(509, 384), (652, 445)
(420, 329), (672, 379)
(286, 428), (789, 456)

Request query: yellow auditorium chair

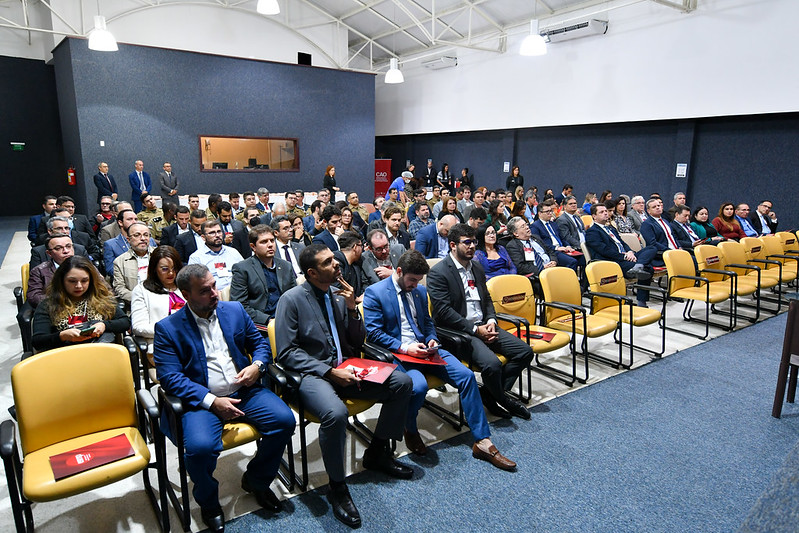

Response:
(539, 267), (618, 381)
(267, 320), (379, 492)
(695, 244), (762, 323)
(663, 249), (735, 339)
(741, 237), (788, 305)
(581, 214), (593, 229)
(718, 240), (781, 315)
(585, 261), (667, 362)
(777, 231), (799, 255)
(761, 235), (798, 285)
(486, 274), (575, 386)
(1, 344), (169, 532)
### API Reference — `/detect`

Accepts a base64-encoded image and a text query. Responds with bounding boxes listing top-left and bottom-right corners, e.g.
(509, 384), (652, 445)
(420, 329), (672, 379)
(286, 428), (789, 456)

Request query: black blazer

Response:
(386, 228), (412, 250)
(749, 212), (778, 235)
(159, 223), (181, 248)
(229, 255), (296, 325)
(175, 231), (200, 264)
(231, 228), (252, 259)
(505, 235), (554, 277)
(670, 220), (698, 250)
(38, 214), (95, 243)
(426, 254), (496, 334)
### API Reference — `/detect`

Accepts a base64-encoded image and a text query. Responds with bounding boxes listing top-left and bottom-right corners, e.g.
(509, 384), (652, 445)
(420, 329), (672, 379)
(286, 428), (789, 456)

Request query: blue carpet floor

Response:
(226, 312), (799, 533)
(0, 217), (27, 265)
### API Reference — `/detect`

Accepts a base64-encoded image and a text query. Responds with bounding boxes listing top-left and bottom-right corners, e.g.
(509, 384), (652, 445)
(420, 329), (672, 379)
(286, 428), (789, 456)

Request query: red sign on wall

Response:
(375, 159), (391, 199)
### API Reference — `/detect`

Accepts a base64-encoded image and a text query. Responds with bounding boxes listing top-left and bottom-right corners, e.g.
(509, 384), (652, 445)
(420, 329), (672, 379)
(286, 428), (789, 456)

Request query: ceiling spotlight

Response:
(385, 58), (404, 84)
(88, 15), (118, 52)
(257, 0), (280, 15)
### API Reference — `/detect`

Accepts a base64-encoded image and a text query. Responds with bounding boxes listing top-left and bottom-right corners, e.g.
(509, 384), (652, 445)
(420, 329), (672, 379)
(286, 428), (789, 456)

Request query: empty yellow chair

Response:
(585, 261), (667, 361)
(487, 274), (575, 386)
(719, 240), (782, 316)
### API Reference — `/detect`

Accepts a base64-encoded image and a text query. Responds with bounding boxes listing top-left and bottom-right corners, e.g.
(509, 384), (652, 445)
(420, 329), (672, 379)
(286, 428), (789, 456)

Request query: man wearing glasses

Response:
(749, 200), (778, 236)
(188, 220), (244, 290)
(26, 235), (76, 307)
(112, 222), (155, 306)
(427, 224), (534, 420)
(360, 229), (404, 288)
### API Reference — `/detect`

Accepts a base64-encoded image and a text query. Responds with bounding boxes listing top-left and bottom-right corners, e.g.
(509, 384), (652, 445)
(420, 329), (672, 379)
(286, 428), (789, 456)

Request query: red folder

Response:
(565, 251), (584, 256)
(511, 330), (557, 342)
(337, 358), (397, 384)
(393, 351), (448, 366)
(50, 433), (134, 481)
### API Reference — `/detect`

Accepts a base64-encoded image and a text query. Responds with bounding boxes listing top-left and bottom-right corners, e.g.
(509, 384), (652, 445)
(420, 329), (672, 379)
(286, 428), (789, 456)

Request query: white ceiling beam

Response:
(649, 0), (697, 12)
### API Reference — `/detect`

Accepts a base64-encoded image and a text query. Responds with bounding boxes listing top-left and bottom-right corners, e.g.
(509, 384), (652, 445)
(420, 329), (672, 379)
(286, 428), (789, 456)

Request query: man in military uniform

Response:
(285, 191), (307, 218)
(137, 193), (167, 241)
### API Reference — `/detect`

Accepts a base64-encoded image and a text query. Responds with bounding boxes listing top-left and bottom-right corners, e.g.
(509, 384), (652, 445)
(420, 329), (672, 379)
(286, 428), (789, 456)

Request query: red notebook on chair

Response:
(393, 351), (448, 366)
(337, 358), (397, 384)
(510, 330), (557, 342)
(50, 433), (134, 481)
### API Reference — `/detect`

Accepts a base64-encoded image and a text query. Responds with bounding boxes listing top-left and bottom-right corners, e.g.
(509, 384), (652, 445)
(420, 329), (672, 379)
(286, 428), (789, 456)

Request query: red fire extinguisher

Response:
(67, 167), (76, 186)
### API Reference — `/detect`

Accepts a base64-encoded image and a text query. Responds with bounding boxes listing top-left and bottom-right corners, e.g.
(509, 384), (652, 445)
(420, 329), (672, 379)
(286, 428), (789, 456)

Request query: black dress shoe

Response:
(242, 474), (282, 512)
(479, 387), (512, 419)
(327, 483), (361, 528)
(499, 395), (531, 420)
(362, 446), (414, 479)
(200, 506), (225, 533)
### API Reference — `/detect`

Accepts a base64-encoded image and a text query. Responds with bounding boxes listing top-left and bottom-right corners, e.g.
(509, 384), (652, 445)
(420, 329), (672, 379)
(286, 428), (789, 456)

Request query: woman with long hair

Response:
(485, 199), (508, 235)
(598, 190), (613, 205)
(712, 202), (746, 241)
(131, 246), (185, 357)
(32, 255), (129, 352)
(289, 213), (312, 246)
(582, 192), (597, 215)
(610, 197), (635, 234)
(690, 206), (724, 242)
(438, 197), (464, 223)
(514, 185), (525, 204)
(323, 164), (339, 198)
(474, 225), (516, 280)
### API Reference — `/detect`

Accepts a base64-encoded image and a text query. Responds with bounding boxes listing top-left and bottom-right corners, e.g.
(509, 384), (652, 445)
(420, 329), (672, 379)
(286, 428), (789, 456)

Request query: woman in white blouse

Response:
(131, 246), (185, 363)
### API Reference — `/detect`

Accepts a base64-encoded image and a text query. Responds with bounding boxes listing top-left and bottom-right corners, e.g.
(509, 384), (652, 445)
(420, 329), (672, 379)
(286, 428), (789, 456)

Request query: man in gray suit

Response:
(556, 195), (587, 249)
(271, 214), (305, 278)
(230, 225), (296, 326)
(360, 229), (404, 288)
(158, 162), (179, 205)
(275, 244), (413, 529)
(628, 195), (648, 233)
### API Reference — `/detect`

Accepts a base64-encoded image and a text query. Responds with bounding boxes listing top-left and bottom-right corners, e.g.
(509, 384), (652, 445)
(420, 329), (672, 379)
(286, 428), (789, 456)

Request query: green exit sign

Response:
(10, 142), (25, 152)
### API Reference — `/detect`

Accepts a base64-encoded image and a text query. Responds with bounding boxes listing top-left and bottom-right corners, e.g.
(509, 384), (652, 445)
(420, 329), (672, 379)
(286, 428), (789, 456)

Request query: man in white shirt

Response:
(271, 214), (305, 279)
(189, 220), (244, 290)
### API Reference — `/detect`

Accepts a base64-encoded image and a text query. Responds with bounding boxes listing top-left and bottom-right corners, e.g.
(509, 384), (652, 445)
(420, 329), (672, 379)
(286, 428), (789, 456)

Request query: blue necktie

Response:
(323, 292), (343, 366)
(400, 291), (425, 343)
(528, 240), (545, 272)
(545, 222), (562, 246)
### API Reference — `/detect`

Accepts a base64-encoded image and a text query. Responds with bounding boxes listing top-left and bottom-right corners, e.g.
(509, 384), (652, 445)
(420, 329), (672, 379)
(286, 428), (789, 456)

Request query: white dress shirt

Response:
(451, 252), (484, 328)
(187, 306), (240, 409)
(188, 244), (244, 289)
(392, 276), (419, 351)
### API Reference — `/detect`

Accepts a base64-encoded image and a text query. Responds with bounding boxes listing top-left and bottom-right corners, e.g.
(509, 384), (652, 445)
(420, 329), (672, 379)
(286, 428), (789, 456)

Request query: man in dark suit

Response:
(311, 204), (342, 251)
(556, 195), (587, 249)
(333, 231), (365, 299)
(414, 215), (458, 259)
(271, 214), (305, 279)
(506, 216), (558, 280)
(553, 184), (573, 206)
(176, 210), (208, 264)
(154, 264), (295, 532)
(585, 204), (656, 306)
(160, 206), (191, 248)
(158, 162), (179, 206)
(640, 198), (683, 256)
(28, 195), (57, 245)
(750, 200), (778, 236)
(427, 223), (533, 420)
(38, 197), (96, 242)
(670, 205), (704, 251)
(230, 207), (260, 259)
(275, 244), (413, 528)
(230, 225), (296, 326)
(531, 199), (581, 273)
(92, 161), (118, 205)
(31, 215), (97, 269)
(363, 250), (516, 470)
(382, 205), (411, 250)
(360, 229), (404, 288)
(128, 160), (152, 212)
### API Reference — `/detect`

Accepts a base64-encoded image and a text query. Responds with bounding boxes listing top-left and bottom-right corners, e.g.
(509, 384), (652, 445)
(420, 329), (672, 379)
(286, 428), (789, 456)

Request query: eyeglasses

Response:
(205, 229), (223, 236)
(372, 244), (389, 253)
(100, 202), (112, 206)
(459, 239), (476, 247)
(49, 244), (73, 252)
(129, 232), (150, 239)
(539, 210), (553, 215)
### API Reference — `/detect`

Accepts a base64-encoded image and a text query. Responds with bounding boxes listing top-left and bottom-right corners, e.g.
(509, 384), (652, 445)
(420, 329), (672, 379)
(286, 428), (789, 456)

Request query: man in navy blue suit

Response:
(154, 264), (295, 532)
(414, 214), (458, 259)
(128, 160), (152, 212)
(363, 250), (516, 470)
(640, 198), (683, 256)
(312, 204), (342, 251)
(531, 199), (582, 274)
(92, 161), (118, 205)
(28, 195), (57, 245)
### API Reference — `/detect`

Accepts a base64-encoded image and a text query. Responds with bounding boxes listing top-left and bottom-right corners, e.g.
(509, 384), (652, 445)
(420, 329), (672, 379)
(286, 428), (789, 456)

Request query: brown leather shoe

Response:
(404, 430), (427, 455)
(472, 443), (516, 472)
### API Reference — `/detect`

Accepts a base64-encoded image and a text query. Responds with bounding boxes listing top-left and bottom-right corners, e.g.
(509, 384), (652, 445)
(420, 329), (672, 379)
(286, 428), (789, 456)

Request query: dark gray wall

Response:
(52, 38), (375, 212)
(0, 55), (67, 216)
(376, 113), (799, 230)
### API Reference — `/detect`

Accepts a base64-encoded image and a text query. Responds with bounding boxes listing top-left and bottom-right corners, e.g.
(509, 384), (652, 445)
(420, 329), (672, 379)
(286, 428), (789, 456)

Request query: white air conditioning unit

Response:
(421, 56), (458, 70)
(541, 19), (608, 43)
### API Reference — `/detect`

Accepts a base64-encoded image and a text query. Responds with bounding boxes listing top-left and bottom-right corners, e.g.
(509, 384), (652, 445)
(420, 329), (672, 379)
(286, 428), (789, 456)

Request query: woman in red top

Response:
(712, 202), (747, 241)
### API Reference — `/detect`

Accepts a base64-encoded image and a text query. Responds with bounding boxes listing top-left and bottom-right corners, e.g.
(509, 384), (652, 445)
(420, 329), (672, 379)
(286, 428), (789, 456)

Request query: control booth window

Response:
(199, 135), (299, 171)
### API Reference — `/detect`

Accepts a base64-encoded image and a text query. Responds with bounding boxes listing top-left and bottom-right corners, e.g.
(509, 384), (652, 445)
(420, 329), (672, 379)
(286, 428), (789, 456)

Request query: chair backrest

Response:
(219, 285), (231, 301)
(740, 237), (767, 262)
(486, 274), (537, 325)
(694, 245), (727, 282)
(21, 263), (30, 300)
(12, 344), (137, 456)
(540, 267), (582, 323)
(363, 203), (375, 214)
(717, 241), (752, 278)
(581, 215), (593, 229)
(585, 261), (626, 313)
(777, 231), (798, 253)
(580, 241), (593, 263)
(620, 233), (642, 252)
(663, 249), (699, 294)
(761, 235), (790, 265)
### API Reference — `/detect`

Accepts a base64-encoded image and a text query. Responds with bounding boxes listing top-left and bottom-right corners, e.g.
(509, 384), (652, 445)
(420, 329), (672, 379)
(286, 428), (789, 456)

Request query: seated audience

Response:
(347, 191), (369, 222)
(30, 215), (92, 269)
(32, 255), (129, 352)
(582, 192), (597, 215)
(467, 207), (487, 228)
(28, 194), (57, 244)
(427, 223), (533, 420)
(188, 219), (244, 290)
(99, 201), (133, 242)
(415, 214), (457, 259)
(361, 229), (404, 287)
(712, 202), (747, 241)
(333, 231), (365, 300)
(408, 200), (434, 238)
(734, 203), (759, 237)
(105, 208), (157, 274)
(641, 198), (684, 255)
(749, 200), (778, 236)
(485, 199), (508, 236)
(303, 200), (326, 236)
(137, 193), (167, 240)
(175, 209), (208, 264)
(230, 224), (296, 326)
(27, 235), (75, 307)
(531, 199), (582, 274)
(665, 191), (687, 221)
(431, 188), (450, 218)
(474, 225), (516, 280)
(363, 250), (516, 470)
(690, 206), (725, 243)
(272, 215), (305, 278)
(610, 197), (635, 234)
(670, 205), (705, 250)
(382, 205), (411, 250)
(456, 186), (474, 216)
(112, 222), (155, 306)
(557, 195), (587, 249)
(92, 196), (114, 235)
(161, 205), (191, 248)
(463, 188), (487, 221)
(289, 212), (313, 246)
(130, 246), (185, 356)
(312, 204), (343, 251)
(505, 216), (557, 281)
(628, 195), (648, 233)
(368, 196), (385, 224)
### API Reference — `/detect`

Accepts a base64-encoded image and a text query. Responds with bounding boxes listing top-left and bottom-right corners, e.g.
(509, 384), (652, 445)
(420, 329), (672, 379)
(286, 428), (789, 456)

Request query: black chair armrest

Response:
(362, 342), (394, 363)
(278, 366), (303, 391)
(133, 336), (149, 355)
(122, 335), (141, 388)
(749, 258), (780, 266)
(13, 287), (23, 311)
(158, 387), (184, 417)
(541, 300), (586, 313)
(726, 263), (759, 272)
(586, 291), (634, 304)
(0, 419), (16, 459)
(700, 268), (737, 277)
(495, 312), (530, 328)
(436, 326), (472, 345)
(267, 364), (288, 390)
(136, 389), (160, 420)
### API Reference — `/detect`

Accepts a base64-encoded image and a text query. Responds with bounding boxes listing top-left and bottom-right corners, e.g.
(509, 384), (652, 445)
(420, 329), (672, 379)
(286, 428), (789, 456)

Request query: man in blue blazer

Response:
(92, 161), (118, 205)
(311, 204), (341, 251)
(28, 195), (57, 244)
(128, 160), (152, 212)
(363, 250), (516, 470)
(154, 264), (295, 532)
(640, 198), (683, 255)
(414, 214), (458, 259)
(531, 199), (581, 272)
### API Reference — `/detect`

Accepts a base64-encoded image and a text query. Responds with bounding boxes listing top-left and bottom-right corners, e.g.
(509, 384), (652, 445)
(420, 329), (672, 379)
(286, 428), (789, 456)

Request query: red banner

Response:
(374, 159), (391, 199)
